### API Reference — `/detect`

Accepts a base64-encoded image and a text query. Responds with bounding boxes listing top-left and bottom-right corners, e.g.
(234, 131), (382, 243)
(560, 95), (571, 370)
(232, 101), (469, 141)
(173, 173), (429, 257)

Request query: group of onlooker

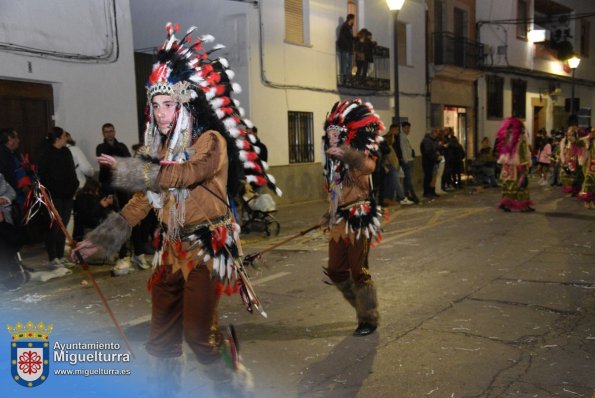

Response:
(0, 123), (159, 289)
(337, 14), (377, 84)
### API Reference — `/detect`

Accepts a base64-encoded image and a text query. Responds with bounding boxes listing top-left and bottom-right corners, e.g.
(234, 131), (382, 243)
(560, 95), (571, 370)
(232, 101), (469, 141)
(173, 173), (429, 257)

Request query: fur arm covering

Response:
(111, 157), (161, 193)
(85, 212), (132, 259)
(340, 145), (375, 173)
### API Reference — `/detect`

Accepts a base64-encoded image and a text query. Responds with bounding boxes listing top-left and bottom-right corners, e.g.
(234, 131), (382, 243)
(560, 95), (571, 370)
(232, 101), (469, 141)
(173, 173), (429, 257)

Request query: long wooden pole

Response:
(38, 184), (136, 358)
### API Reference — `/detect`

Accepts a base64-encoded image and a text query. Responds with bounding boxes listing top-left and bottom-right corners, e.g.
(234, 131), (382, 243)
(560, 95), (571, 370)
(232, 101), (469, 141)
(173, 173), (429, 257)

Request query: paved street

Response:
(2, 181), (594, 397)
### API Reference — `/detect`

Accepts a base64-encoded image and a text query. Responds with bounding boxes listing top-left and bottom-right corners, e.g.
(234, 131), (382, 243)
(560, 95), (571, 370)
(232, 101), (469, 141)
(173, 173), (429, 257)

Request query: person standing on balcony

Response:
(337, 14), (355, 85)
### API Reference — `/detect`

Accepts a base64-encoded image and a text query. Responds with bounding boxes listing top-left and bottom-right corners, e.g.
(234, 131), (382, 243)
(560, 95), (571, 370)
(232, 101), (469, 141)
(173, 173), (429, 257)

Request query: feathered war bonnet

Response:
(143, 22), (281, 197)
(496, 116), (525, 157)
(322, 98), (385, 184)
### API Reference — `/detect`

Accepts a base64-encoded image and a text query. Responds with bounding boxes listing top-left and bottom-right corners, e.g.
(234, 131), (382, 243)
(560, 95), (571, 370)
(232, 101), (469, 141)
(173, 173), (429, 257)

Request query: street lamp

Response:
(387, 0), (405, 126)
(568, 54), (580, 115)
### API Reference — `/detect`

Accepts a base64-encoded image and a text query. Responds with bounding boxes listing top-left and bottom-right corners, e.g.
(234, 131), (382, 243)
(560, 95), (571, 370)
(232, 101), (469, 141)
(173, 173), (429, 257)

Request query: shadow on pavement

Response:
(297, 333), (379, 397)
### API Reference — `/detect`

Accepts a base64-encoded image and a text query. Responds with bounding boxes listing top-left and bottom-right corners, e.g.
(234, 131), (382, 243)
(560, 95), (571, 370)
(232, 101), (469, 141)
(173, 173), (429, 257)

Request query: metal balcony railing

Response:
(337, 45), (391, 91)
(433, 32), (484, 69)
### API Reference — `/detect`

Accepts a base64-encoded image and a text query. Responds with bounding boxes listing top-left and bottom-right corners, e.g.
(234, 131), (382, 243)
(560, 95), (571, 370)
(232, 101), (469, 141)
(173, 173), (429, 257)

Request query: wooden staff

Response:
(37, 183), (136, 358)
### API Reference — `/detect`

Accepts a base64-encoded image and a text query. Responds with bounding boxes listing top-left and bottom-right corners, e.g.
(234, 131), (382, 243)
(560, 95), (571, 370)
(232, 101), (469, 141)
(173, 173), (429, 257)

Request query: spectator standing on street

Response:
(496, 117), (535, 212)
(96, 123), (131, 194)
(536, 136), (552, 186)
(450, 135), (466, 188)
(420, 128), (441, 198)
(66, 132), (94, 189)
(37, 127), (79, 268)
(0, 128), (34, 212)
(337, 14), (355, 84)
(396, 121), (420, 203)
(321, 98), (384, 337)
(382, 124), (412, 205)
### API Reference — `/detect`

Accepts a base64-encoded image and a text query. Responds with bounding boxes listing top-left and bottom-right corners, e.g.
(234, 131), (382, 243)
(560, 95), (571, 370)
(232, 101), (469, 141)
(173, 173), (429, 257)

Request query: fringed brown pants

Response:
(327, 236), (371, 285)
(146, 265), (221, 364)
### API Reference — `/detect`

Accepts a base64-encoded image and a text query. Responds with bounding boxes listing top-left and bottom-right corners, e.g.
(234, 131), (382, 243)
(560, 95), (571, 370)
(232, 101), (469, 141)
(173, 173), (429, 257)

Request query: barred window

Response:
(288, 111), (314, 163)
(486, 75), (504, 120)
(511, 79), (527, 119)
(285, 0), (304, 45)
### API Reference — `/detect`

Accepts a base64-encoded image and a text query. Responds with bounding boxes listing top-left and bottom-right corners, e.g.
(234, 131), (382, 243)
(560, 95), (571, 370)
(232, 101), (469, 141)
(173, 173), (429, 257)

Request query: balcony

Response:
(433, 32), (484, 70)
(337, 45), (391, 91)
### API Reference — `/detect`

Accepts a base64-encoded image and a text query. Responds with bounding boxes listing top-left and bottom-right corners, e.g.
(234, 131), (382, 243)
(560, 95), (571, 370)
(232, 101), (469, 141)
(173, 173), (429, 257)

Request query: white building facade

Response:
(0, 0), (139, 165)
(476, 0), (595, 148)
(130, 0), (428, 204)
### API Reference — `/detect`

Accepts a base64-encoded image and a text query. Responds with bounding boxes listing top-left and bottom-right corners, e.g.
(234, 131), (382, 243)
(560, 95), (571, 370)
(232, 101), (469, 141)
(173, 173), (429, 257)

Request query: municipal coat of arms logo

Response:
(7, 321), (52, 387)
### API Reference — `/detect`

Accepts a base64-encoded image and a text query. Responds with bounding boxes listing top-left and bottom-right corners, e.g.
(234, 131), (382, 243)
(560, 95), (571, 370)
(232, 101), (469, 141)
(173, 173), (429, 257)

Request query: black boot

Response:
(353, 282), (379, 337)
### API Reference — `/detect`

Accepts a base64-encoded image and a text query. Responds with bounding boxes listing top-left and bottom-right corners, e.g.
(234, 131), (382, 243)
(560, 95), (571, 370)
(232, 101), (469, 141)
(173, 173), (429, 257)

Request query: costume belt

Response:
(161, 212), (233, 241)
(338, 199), (372, 212)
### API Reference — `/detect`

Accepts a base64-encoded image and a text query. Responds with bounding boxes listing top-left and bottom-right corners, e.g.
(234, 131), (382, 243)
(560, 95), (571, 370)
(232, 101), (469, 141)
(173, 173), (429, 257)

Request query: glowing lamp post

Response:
(568, 55), (580, 115)
(387, 0), (405, 126)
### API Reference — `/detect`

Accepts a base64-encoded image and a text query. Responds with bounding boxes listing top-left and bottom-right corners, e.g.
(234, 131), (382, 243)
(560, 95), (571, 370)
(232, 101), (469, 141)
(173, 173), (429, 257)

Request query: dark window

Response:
(511, 79), (527, 119)
(288, 111), (314, 163)
(486, 75), (504, 119)
(517, 0), (528, 39)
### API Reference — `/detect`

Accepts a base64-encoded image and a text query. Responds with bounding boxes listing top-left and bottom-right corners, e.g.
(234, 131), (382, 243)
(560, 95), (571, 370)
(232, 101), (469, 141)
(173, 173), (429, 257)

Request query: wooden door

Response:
(0, 79), (54, 164)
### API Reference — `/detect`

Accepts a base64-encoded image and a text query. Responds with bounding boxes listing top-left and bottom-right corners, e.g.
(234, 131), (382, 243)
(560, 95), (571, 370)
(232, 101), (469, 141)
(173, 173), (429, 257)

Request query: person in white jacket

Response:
(66, 132), (94, 189)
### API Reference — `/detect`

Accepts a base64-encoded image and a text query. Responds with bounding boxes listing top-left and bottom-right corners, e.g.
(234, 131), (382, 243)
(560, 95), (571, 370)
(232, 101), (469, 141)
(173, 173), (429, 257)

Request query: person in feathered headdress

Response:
(496, 117), (535, 212)
(73, 22), (280, 393)
(321, 98), (385, 337)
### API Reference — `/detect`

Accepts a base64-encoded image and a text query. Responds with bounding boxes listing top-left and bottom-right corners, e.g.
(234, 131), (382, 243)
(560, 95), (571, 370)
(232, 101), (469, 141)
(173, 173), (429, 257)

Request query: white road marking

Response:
(251, 271), (291, 286)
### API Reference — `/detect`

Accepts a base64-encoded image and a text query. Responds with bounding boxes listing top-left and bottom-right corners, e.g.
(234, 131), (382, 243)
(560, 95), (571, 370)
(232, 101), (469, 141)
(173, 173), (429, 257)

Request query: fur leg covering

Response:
(334, 279), (356, 308)
(111, 156), (161, 193)
(202, 358), (254, 398)
(149, 354), (185, 396)
(85, 212), (132, 259)
(354, 282), (379, 327)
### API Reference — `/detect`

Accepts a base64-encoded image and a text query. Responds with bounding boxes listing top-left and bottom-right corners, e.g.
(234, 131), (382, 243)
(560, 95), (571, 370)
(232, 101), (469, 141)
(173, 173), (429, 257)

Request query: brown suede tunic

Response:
(120, 130), (230, 279)
(329, 151), (376, 242)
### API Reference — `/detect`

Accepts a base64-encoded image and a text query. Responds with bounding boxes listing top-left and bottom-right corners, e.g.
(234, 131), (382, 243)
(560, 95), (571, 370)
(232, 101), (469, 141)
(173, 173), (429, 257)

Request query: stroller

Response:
(239, 183), (280, 236)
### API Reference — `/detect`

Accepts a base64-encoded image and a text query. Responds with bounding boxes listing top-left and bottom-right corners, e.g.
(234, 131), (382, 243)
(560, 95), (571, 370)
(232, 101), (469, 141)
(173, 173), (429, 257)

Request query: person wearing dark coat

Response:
(37, 127), (79, 267)
(337, 14), (355, 84)
(420, 129), (441, 198)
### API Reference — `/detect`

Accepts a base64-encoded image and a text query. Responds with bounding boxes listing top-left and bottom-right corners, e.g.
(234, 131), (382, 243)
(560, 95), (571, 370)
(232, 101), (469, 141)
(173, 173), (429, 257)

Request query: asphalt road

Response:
(2, 182), (594, 398)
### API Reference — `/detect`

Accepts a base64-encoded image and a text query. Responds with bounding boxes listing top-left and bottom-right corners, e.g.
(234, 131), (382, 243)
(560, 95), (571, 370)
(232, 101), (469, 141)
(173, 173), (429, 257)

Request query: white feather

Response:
(243, 119), (254, 128)
(231, 82), (242, 93)
(213, 43), (226, 50)
(219, 58), (229, 68)
(225, 69), (236, 80)
(200, 34), (215, 43)
(228, 127), (241, 138)
(223, 117), (237, 129)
